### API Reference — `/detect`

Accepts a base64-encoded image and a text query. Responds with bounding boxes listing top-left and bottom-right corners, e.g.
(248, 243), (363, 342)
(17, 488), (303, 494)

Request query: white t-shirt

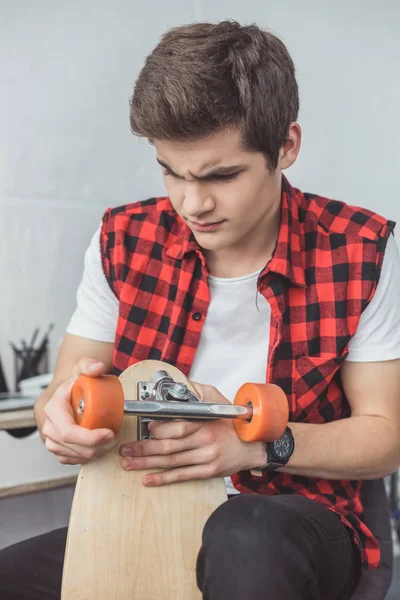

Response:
(67, 227), (400, 372)
(67, 228), (400, 494)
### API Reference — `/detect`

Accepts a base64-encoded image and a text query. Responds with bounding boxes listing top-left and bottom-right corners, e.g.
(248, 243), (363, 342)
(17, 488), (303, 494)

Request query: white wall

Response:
(1, 0), (399, 386)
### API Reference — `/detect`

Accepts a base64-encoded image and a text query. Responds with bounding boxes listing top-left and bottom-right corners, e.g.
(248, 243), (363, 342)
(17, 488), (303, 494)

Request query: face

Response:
(153, 126), (300, 258)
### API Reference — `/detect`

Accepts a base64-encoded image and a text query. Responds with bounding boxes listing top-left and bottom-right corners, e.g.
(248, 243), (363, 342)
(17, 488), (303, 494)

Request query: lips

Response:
(189, 220), (225, 232)
(191, 221), (222, 227)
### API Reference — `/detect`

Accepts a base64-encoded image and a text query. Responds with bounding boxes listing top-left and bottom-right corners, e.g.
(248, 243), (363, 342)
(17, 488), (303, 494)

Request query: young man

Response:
(1, 20), (400, 600)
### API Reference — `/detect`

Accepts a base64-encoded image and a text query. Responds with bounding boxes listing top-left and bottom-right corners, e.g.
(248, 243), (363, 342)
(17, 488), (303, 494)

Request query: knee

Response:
(0, 528), (67, 599)
(202, 495), (298, 555)
(0, 541), (27, 595)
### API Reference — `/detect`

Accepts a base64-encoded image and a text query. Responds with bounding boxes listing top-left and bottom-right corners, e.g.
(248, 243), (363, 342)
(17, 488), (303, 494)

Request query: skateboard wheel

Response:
(71, 374), (124, 434)
(233, 383), (288, 442)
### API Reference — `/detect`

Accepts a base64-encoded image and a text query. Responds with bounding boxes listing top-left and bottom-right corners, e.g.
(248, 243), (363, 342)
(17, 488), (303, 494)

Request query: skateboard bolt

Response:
(167, 383), (189, 401)
(78, 399), (84, 413)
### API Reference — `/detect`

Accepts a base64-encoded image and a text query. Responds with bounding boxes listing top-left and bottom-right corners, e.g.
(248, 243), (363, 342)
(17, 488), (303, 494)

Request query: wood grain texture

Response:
(62, 360), (227, 600)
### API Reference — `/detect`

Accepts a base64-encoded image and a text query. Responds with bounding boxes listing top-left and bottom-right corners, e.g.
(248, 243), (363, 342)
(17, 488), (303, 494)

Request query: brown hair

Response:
(130, 20), (299, 171)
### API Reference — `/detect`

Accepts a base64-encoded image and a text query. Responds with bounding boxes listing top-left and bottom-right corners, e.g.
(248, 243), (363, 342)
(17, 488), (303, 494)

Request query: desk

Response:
(0, 474), (78, 498)
(0, 408), (36, 430)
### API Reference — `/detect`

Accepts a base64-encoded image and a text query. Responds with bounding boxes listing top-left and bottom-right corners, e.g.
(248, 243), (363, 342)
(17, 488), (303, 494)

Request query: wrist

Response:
(245, 441), (267, 470)
(244, 427), (296, 475)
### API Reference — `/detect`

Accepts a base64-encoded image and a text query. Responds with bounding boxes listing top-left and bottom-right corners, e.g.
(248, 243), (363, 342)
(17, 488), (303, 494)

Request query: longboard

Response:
(61, 359), (288, 599)
(61, 361), (228, 599)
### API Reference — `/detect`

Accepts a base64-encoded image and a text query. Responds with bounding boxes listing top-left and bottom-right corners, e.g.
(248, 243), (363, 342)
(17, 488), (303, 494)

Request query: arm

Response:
(117, 361), (400, 486)
(35, 226), (118, 441)
(281, 236), (400, 480)
(34, 333), (114, 441)
(281, 358), (400, 480)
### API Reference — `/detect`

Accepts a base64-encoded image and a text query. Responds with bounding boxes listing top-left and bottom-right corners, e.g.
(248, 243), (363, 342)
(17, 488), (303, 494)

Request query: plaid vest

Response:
(100, 176), (395, 569)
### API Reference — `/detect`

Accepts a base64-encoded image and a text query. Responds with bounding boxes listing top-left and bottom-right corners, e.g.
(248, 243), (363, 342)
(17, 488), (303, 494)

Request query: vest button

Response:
(192, 312), (202, 321)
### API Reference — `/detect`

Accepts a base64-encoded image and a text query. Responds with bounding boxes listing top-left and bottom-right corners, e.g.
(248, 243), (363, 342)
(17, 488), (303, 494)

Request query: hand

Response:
(119, 382), (266, 486)
(42, 357), (119, 465)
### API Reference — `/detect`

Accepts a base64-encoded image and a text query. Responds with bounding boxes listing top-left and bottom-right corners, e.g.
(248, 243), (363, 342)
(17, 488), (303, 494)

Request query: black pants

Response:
(0, 495), (360, 599)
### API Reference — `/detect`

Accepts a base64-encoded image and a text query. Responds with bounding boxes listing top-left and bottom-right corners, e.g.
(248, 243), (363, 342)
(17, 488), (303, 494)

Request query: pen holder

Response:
(14, 343), (49, 391)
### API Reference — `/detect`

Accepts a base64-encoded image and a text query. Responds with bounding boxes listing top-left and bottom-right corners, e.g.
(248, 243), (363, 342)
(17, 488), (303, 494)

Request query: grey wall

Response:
(1, 0), (399, 386)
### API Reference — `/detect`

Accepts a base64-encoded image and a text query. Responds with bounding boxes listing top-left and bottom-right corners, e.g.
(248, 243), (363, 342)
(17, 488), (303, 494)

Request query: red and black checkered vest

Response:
(100, 176), (395, 569)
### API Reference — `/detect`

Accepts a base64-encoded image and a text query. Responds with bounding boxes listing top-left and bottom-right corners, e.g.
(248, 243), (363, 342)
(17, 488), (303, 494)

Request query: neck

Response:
(205, 192), (281, 279)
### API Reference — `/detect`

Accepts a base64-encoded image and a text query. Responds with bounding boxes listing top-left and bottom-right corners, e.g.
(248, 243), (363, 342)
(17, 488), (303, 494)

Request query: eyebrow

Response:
(156, 158), (248, 180)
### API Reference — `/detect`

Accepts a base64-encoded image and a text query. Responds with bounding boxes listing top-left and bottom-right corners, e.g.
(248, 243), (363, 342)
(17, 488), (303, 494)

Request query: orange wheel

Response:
(71, 374), (124, 434)
(233, 383), (289, 442)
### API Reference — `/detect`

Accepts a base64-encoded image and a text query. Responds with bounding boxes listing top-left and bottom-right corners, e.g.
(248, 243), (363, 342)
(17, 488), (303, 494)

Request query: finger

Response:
(44, 437), (86, 464)
(44, 429), (118, 459)
(72, 357), (106, 379)
(148, 420), (202, 440)
(58, 425), (116, 448)
(45, 437), (82, 458)
(56, 454), (84, 465)
(45, 384), (116, 447)
(141, 464), (217, 487)
(44, 377), (79, 426)
(120, 435), (198, 458)
(48, 377), (76, 410)
(190, 382), (231, 405)
(48, 420), (116, 447)
(43, 414), (116, 449)
(122, 446), (216, 471)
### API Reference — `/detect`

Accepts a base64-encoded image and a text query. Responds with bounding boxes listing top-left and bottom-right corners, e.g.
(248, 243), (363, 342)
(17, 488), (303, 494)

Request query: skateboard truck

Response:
(72, 368), (289, 443)
(134, 370), (253, 440)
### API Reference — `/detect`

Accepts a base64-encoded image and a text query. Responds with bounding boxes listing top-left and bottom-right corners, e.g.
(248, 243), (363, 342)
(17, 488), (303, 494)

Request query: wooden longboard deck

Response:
(61, 360), (227, 599)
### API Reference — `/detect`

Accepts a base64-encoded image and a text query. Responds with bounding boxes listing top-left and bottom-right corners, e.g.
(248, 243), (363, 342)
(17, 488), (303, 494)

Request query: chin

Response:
(192, 235), (229, 252)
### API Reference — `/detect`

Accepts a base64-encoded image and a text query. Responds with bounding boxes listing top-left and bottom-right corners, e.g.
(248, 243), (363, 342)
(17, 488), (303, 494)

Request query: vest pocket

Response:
(293, 354), (347, 421)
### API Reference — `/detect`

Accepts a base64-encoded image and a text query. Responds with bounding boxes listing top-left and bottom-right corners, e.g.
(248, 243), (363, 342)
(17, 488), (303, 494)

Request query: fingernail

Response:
(121, 458), (129, 470)
(88, 362), (103, 373)
(143, 476), (155, 486)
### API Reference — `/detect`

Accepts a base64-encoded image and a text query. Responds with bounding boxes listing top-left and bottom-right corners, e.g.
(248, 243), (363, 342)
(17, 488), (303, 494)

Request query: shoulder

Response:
(102, 196), (179, 235)
(288, 184), (396, 297)
(297, 189), (395, 243)
(100, 196), (183, 256)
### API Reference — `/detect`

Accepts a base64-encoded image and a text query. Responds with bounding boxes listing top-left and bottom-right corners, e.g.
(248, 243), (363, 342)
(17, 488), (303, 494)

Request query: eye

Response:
(162, 169), (240, 182)
(211, 172), (240, 182)
(163, 168), (186, 180)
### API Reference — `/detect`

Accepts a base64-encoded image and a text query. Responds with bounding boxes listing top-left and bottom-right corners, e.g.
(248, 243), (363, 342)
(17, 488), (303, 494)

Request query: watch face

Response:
(273, 431), (294, 459)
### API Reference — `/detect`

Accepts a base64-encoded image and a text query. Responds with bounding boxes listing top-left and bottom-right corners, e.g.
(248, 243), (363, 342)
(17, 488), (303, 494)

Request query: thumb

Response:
(72, 357), (106, 379)
(190, 381), (231, 405)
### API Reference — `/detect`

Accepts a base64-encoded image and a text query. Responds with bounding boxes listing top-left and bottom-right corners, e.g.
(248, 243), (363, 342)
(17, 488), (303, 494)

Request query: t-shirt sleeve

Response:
(346, 234), (400, 362)
(66, 227), (119, 342)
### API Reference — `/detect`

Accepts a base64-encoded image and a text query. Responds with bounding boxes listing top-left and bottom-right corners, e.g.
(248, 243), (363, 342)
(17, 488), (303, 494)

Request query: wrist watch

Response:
(260, 426), (295, 472)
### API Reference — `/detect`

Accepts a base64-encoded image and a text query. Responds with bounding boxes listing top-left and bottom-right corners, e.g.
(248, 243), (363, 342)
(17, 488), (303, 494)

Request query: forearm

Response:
(279, 416), (400, 480)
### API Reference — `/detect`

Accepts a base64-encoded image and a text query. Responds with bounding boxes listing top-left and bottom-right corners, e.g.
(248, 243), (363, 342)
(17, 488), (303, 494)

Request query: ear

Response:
(278, 122), (302, 170)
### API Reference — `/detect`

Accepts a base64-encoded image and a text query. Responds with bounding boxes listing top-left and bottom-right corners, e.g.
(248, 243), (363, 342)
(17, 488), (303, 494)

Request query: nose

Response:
(182, 182), (215, 218)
